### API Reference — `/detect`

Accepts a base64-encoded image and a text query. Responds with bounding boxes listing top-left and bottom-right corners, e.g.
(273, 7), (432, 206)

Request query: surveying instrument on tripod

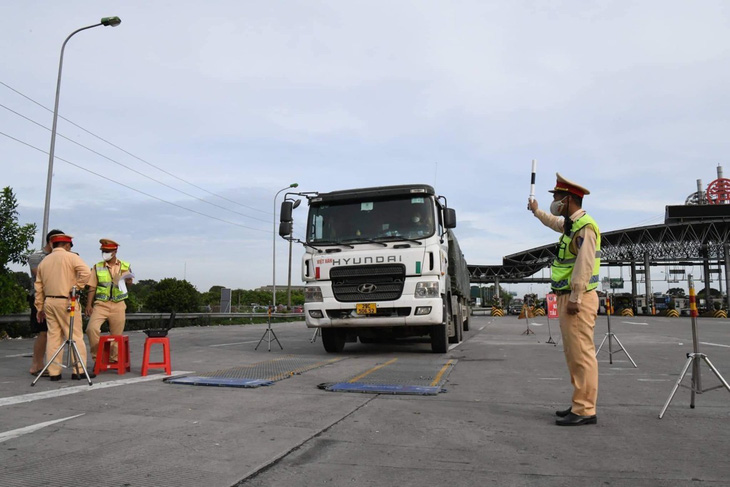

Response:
(595, 293), (637, 367)
(31, 286), (93, 386)
(255, 305), (283, 352)
(659, 275), (730, 418)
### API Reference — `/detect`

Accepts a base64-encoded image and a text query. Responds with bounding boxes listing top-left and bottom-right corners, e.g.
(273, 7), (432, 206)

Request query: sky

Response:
(2, 1), (729, 297)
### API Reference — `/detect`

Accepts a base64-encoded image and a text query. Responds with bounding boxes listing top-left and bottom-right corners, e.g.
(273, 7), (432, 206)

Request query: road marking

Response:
(638, 379), (670, 382)
(4, 353), (32, 358)
(622, 321), (649, 326)
(700, 342), (730, 349)
(0, 371), (194, 408)
(0, 414), (85, 443)
(348, 358), (398, 383)
(209, 341), (260, 347)
(431, 359), (455, 386)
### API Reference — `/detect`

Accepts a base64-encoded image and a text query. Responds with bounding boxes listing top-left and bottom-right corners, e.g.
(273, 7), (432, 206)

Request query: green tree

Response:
(145, 278), (200, 313)
(201, 285), (226, 306)
(13, 270), (32, 292)
(129, 279), (157, 312)
(0, 187), (36, 314)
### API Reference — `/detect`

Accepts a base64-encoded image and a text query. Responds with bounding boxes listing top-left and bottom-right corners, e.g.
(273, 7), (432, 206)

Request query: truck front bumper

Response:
(304, 297), (443, 328)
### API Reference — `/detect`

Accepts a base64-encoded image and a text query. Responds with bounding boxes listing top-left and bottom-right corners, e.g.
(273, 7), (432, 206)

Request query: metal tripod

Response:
(31, 287), (93, 386)
(520, 305), (534, 335)
(255, 308), (283, 352)
(310, 327), (321, 343)
(545, 315), (556, 345)
(595, 304), (637, 367)
(659, 276), (730, 418)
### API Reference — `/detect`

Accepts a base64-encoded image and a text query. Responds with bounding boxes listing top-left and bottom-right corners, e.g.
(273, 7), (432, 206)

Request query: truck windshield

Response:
(307, 196), (436, 244)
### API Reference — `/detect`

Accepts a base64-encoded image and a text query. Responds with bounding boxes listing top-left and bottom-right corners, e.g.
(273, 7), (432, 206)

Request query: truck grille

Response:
(330, 264), (406, 302)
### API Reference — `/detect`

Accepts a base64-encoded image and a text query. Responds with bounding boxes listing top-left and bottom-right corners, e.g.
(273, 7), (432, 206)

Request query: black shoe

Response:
(72, 372), (96, 380)
(555, 407), (572, 418)
(555, 412), (597, 426)
(49, 374), (62, 381)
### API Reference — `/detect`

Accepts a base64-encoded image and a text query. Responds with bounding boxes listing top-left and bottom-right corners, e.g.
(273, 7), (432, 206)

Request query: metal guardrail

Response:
(0, 312), (305, 324)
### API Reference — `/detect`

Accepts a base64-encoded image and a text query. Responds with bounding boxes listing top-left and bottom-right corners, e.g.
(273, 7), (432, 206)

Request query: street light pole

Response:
(272, 183), (298, 309)
(41, 17), (121, 239)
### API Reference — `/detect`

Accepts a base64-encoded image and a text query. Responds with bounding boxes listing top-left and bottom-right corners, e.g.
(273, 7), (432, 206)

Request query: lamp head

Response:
(289, 183), (299, 188)
(101, 16), (122, 27)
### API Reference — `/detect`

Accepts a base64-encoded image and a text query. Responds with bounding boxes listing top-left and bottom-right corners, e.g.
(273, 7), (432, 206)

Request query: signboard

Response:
(609, 278), (624, 289)
(220, 288), (232, 313)
(546, 293), (558, 319)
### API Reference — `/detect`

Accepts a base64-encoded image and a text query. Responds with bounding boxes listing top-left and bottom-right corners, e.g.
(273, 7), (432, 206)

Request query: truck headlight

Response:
(305, 286), (323, 303)
(415, 282), (439, 298)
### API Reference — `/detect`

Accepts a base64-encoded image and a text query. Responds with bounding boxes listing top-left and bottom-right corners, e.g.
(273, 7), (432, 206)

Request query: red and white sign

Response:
(546, 293), (558, 319)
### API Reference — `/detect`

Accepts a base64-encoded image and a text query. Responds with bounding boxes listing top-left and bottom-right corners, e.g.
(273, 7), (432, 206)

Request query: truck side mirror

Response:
(443, 208), (457, 228)
(280, 201), (294, 223)
(279, 221), (293, 237)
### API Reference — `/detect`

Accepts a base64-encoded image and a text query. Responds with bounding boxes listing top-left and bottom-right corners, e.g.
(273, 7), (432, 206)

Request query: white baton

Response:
(529, 159), (537, 201)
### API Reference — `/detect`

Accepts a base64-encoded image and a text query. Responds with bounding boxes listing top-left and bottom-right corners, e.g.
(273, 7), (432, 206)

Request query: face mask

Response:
(102, 252), (114, 261)
(549, 197), (567, 217)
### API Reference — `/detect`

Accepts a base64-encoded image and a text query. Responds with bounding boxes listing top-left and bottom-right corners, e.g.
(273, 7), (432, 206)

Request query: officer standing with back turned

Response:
(34, 233), (91, 380)
(528, 173), (601, 426)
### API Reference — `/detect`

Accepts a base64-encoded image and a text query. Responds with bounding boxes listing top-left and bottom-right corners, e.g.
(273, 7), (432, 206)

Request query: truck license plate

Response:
(356, 303), (377, 315)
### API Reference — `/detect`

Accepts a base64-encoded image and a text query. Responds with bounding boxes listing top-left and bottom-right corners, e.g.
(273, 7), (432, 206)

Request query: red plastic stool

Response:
(141, 336), (172, 376)
(94, 335), (131, 375)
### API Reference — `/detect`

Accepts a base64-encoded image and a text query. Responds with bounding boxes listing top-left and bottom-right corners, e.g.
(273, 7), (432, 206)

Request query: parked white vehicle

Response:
(279, 184), (470, 353)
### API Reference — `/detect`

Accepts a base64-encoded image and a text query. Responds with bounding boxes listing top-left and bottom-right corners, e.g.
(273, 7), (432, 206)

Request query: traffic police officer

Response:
(85, 239), (134, 363)
(528, 173), (601, 426)
(34, 234), (91, 380)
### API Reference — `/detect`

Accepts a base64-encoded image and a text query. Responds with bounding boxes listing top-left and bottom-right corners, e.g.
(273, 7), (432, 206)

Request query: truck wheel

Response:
(449, 297), (462, 344)
(463, 304), (470, 332)
(431, 300), (449, 353)
(322, 328), (346, 353)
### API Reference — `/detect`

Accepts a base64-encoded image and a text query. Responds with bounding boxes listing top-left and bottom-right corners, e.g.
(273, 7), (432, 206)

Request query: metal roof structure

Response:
(467, 215), (730, 284)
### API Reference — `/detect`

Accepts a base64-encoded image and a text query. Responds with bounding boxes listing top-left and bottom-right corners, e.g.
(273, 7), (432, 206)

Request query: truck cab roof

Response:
(310, 184), (436, 204)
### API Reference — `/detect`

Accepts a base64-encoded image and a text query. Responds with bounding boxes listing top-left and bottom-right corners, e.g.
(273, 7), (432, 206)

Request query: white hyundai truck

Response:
(279, 184), (470, 353)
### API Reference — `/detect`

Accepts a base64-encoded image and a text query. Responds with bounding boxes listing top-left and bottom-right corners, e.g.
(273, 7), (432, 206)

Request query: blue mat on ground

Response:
(164, 376), (273, 388)
(319, 382), (442, 395)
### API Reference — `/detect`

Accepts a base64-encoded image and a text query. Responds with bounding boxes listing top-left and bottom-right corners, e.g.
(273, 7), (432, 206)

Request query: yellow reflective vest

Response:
(551, 214), (601, 292)
(93, 260), (130, 302)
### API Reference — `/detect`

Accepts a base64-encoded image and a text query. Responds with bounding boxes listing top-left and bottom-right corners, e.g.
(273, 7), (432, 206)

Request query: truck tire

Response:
(322, 328), (346, 353)
(431, 299), (449, 353)
(463, 303), (470, 332)
(449, 297), (462, 344)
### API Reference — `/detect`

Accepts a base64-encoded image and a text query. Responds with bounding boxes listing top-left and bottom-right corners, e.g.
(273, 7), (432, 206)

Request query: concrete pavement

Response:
(1, 315), (729, 486)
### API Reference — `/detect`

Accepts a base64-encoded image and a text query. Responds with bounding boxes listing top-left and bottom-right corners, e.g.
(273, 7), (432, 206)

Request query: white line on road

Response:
(0, 413), (85, 443)
(0, 371), (194, 408)
(622, 321), (649, 326)
(4, 353), (32, 358)
(209, 341), (260, 347)
(700, 342), (730, 349)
